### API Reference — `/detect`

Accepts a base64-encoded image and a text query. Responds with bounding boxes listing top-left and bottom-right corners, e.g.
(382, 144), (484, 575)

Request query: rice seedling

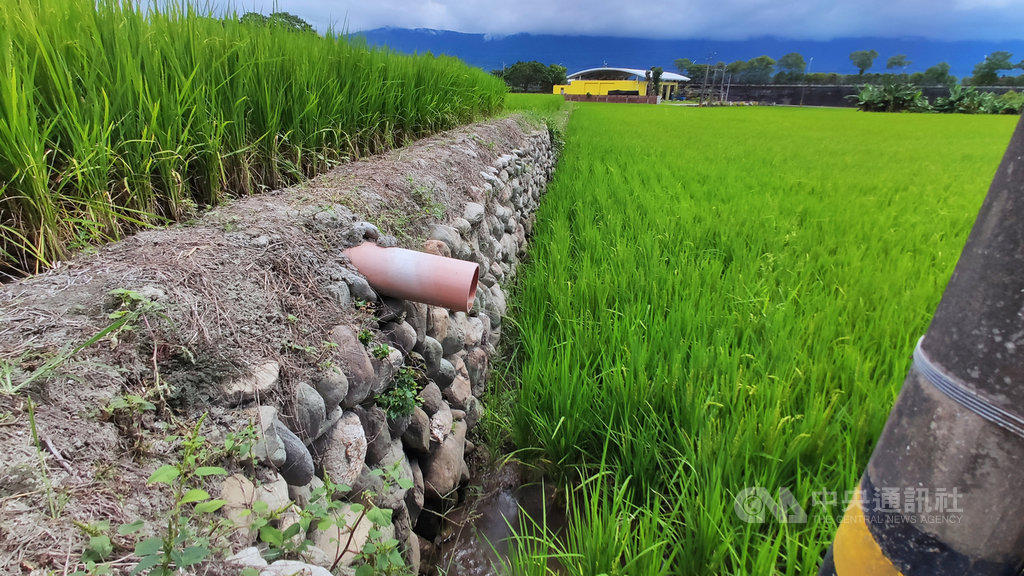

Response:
(505, 105), (1015, 574)
(0, 0), (506, 275)
(506, 94), (569, 115)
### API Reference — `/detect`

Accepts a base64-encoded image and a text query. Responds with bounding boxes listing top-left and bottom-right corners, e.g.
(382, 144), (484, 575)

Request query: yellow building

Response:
(553, 67), (690, 100)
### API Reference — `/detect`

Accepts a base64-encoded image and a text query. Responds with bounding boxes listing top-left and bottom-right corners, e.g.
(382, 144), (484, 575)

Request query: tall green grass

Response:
(0, 0), (506, 273)
(507, 105), (1015, 574)
(506, 94), (569, 114)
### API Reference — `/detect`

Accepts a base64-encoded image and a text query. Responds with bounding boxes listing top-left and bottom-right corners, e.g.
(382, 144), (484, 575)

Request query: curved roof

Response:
(567, 67), (690, 82)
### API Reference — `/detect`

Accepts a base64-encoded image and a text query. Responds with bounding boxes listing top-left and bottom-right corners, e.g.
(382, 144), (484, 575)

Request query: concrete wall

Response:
(563, 93), (659, 104)
(554, 80), (681, 99)
(554, 79), (643, 95)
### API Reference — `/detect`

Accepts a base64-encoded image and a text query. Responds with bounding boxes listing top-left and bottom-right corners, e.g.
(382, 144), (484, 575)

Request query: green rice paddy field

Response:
(504, 101), (1017, 574)
(0, 0), (505, 274)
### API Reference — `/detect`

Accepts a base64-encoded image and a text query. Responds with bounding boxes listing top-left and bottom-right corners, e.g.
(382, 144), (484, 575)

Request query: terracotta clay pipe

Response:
(343, 242), (480, 313)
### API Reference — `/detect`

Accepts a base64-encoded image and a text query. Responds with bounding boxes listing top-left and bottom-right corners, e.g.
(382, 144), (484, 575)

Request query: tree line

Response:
(675, 51), (1024, 87)
(238, 11), (316, 33)
(490, 61), (568, 93)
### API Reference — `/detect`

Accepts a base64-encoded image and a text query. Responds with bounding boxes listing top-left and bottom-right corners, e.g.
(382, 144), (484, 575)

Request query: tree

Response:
(778, 52), (806, 74)
(850, 49), (879, 75)
(239, 11), (314, 33)
(240, 12), (266, 26)
(743, 55), (776, 84)
(886, 54), (911, 70)
(911, 62), (956, 87)
(725, 60), (748, 76)
(775, 52), (806, 83)
(547, 64), (567, 89)
(494, 61), (564, 93)
(650, 67), (664, 97)
(674, 58), (708, 80)
(268, 12), (314, 33)
(968, 51), (1015, 85)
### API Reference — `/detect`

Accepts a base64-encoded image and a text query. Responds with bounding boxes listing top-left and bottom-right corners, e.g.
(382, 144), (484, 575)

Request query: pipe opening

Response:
(466, 265), (479, 312)
(344, 242), (482, 313)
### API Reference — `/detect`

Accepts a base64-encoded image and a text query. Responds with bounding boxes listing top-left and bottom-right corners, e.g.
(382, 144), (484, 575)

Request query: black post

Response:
(819, 114), (1024, 575)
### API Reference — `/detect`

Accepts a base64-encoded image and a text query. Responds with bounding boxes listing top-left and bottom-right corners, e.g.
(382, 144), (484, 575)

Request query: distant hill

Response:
(355, 28), (1024, 82)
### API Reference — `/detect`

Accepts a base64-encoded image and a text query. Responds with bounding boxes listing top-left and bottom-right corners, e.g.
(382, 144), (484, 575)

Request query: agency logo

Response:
(734, 487), (808, 523)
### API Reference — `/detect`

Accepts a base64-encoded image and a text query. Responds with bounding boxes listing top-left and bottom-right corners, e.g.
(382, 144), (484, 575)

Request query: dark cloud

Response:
(247, 0), (1024, 41)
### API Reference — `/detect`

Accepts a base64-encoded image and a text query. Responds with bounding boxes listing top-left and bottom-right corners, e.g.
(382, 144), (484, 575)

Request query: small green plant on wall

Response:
(244, 467), (412, 574)
(371, 344), (391, 360)
(70, 415), (230, 576)
(129, 417), (230, 575)
(376, 367), (422, 418)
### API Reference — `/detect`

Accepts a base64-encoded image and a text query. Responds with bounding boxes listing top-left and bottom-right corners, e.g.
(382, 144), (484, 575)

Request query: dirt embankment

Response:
(0, 115), (557, 575)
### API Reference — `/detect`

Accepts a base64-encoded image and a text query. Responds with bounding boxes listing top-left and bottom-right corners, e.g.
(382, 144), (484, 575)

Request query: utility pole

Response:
(709, 67), (718, 104)
(719, 65), (726, 102)
(699, 52), (715, 107)
(800, 56), (813, 107)
(700, 64), (711, 107)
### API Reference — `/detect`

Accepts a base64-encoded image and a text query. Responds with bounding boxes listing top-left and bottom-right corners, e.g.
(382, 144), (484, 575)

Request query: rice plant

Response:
(506, 94), (568, 115)
(0, 0), (506, 275)
(506, 105), (1015, 574)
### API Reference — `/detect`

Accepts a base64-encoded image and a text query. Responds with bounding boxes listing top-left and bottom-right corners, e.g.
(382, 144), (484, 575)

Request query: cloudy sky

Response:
(239, 0), (1024, 42)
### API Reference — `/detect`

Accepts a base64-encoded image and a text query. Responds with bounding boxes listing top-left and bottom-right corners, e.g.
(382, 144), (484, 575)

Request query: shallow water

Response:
(437, 475), (566, 575)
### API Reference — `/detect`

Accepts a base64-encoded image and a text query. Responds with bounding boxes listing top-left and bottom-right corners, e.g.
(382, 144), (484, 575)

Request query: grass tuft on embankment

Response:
(504, 104), (1015, 574)
(0, 0), (506, 274)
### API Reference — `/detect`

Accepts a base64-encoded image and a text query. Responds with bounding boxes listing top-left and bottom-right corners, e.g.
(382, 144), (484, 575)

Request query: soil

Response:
(0, 116), (536, 575)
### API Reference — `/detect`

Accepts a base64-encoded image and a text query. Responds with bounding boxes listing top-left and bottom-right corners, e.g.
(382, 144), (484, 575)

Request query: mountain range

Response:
(356, 27), (1024, 82)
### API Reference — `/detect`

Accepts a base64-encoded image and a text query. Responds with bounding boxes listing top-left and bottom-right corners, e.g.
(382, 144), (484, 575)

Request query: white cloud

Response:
(953, 0), (1015, 8)
(243, 0), (1024, 41)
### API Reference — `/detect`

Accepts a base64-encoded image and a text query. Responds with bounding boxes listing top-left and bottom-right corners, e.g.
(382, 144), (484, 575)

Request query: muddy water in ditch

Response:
(437, 465), (567, 575)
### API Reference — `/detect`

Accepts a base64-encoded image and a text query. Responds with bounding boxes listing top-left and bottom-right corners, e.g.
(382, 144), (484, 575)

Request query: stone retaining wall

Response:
(0, 116), (557, 574)
(239, 130), (556, 573)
